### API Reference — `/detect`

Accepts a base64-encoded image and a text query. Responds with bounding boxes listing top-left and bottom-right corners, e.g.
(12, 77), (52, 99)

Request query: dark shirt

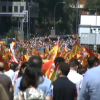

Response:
(0, 74), (12, 99)
(53, 77), (77, 100)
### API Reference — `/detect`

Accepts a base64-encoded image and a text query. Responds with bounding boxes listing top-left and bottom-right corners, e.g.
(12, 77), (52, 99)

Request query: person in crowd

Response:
(14, 62), (29, 95)
(0, 83), (9, 100)
(87, 56), (99, 68)
(54, 57), (65, 66)
(0, 62), (13, 100)
(42, 57), (64, 75)
(54, 57), (65, 79)
(53, 62), (77, 100)
(14, 55), (53, 100)
(67, 59), (83, 100)
(84, 64), (90, 70)
(4, 62), (18, 81)
(12, 63), (20, 86)
(29, 55), (53, 100)
(77, 63), (82, 73)
(17, 62), (29, 78)
(51, 57), (65, 76)
(14, 67), (45, 100)
(78, 67), (87, 77)
(79, 56), (100, 100)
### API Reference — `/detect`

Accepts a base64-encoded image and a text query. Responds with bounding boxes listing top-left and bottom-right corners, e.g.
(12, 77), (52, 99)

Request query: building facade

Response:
(0, 1), (39, 18)
(0, 1), (39, 38)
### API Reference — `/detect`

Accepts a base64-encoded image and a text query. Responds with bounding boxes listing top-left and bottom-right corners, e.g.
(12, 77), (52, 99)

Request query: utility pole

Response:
(23, 10), (28, 40)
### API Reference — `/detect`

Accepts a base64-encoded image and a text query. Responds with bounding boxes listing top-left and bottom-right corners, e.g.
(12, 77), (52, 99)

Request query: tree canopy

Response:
(85, 0), (100, 14)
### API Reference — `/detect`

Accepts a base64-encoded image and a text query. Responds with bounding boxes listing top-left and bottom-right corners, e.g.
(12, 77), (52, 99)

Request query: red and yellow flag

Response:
(47, 44), (58, 61)
(45, 63), (59, 82)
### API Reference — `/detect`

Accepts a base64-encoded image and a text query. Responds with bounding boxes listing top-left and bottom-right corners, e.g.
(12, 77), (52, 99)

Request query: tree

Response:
(85, 0), (100, 14)
(6, 30), (18, 37)
(8, 0), (77, 34)
(63, 0), (77, 34)
(37, 0), (65, 32)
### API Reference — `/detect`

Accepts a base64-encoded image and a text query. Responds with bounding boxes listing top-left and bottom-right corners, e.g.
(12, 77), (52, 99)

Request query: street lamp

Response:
(18, 3), (21, 32)
(28, 5), (32, 38)
(54, 2), (65, 30)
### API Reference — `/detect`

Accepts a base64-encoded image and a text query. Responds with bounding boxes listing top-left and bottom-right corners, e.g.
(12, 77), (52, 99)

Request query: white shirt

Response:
(67, 70), (83, 100)
(4, 69), (14, 81)
(12, 70), (19, 86)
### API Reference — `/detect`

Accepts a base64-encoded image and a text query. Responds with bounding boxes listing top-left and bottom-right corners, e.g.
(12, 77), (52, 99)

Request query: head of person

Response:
(87, 56), (99, 68)
(69, 59), (79, 71)
(28, 55), (42, 69)
(78, 67), (87, 75)
(84, 64), (90, 70)
(0, 62), (5, 72)
(18, 62), (29, 78)
(28, 55), (43, 76)
(57, 62), (70, 77)
(10, 62), (18, 72)
(19, 67), (38, 91)
(54, 57), (65, 66)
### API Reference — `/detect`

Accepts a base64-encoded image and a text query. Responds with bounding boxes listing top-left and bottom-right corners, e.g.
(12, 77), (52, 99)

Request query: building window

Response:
(14, 6), (18, 12)
(8, 6), (12, 12)
(2, 6), (6, 12)
(20, 6), (24, 12)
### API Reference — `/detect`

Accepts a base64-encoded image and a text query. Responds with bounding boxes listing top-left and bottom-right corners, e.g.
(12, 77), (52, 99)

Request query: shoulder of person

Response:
(76, 72), (83, 79)
(3, 74), (11, 80)
(4, 71), (7, 74)
(78, 73), (83, 78)
(85, 66), (100, 77)
(44, 76), (52, 83)
(67, 78), (76, 86)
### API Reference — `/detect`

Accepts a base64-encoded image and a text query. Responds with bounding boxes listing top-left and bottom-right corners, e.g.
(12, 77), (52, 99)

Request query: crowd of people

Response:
(0, 35), (100, 100)
(0, 54), (100, 100)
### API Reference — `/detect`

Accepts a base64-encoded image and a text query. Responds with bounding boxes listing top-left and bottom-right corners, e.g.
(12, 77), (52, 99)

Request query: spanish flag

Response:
(42, 61), (54, 74)
(47, 44), (58, 61)
(22, 55), (29, 62)
(68, 41), (82, 60)
(45, 63), (59, 82)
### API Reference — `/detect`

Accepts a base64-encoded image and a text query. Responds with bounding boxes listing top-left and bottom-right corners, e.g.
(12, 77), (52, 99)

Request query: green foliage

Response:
(85, 0), (100, 14)
(63, 0), (77, 34)
(18, 0), (77, 34)
(6, 29), (18, 37)
(85, 0), (100, 9)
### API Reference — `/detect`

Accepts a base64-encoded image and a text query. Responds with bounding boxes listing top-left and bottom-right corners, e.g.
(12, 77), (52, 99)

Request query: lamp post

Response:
(54, 2), (65, 30)
(28, 6), (32, 38)
(18, 3), (21, 32)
